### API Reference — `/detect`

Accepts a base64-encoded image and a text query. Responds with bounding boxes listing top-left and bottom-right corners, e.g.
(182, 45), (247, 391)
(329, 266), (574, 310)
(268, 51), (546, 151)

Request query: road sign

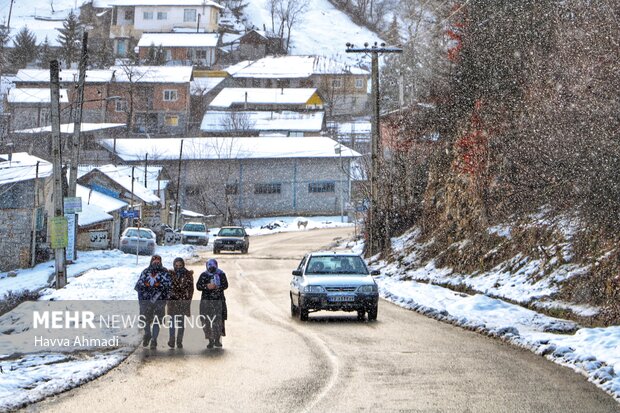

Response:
(50, 216), (68, 249)
(121, 209), (140, 219)
(64, 197), (82, 214)
(65, 214), (76, 261)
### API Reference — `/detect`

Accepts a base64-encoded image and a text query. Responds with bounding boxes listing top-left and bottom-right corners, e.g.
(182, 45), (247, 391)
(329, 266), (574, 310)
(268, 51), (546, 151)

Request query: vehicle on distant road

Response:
(180, 222), (209, 246)
(213, 226), (249, 254)
(290, 251), (380, 321)
(120, 227), (157, 255)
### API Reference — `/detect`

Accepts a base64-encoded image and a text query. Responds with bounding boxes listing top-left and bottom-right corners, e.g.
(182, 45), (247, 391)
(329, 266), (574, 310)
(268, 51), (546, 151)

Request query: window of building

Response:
(163, 90), (178, 101)
(254, 183), (281, 194)
(143, 11), (153, 20)
(116, 40), (127, 56)
(288, 131), (303, 137)
(164, 115), (179, 126)
(252, 78), (261, 87)
(157, 11), (167, 20)
(184, 9), (196, 22)
(124, 10), (134, 21)
(115, 100), (127, 112)
(331, 79), (342, 89)
(355, 78), (364, 89)
(277, 79), (290, 88)
(195, 49), (207, 59)
(308, 182), (335, 193)
(225, 183), (238, 195)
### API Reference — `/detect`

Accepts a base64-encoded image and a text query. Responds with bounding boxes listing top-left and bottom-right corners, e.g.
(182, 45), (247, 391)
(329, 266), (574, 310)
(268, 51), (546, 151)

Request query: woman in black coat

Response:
(167, 257), (194, 349)
(196, 258), (228, 349)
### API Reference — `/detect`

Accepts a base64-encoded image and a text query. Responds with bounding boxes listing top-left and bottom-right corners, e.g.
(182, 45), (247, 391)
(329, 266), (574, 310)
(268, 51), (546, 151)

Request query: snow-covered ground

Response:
(0, 215), (354, 411)
(345, 231), (620, 404)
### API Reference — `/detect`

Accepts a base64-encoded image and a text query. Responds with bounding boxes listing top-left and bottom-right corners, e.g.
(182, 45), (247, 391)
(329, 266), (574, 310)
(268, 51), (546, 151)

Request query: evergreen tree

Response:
(10, 27), (39, 69)
(385, 15), (401, 46)
(155, 45), (166, 65)
(38, 36), (57, 68)
(57, 10), (82, 68)
(89, 38), (114, 68)
(0, 26), (10, 72)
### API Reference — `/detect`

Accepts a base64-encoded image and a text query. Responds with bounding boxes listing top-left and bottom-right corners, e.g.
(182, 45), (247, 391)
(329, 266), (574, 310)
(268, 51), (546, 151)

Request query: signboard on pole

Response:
(121, 209), (140, 219)
(50, 216), (68, 249)
(64, 197), (82, 214)
(65, 214), (76, 261)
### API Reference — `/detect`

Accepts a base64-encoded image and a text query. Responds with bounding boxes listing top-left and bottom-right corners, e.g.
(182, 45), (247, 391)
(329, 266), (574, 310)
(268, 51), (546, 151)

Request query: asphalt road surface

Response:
(28, 228), (618, 412)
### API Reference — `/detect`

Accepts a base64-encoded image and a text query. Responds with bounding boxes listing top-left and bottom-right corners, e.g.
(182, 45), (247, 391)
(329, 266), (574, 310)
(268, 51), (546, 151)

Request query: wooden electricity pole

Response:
(50, 60), (66, 288)
(346, 42), (402, 257)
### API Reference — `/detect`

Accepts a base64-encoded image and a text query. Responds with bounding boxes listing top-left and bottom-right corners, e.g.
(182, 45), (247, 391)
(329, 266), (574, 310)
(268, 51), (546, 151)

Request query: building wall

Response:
(164, 157), (352, 218)
(0, 208), (35, 271)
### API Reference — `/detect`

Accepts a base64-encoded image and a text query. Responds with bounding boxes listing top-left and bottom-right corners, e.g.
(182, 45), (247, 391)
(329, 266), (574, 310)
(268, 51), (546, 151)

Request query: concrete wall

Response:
(0, 208), (35, 271)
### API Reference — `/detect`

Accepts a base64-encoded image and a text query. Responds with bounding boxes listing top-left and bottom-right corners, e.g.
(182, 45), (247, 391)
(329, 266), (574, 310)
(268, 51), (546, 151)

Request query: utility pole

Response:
(175, 139), (184, 231)
(346, 42), (402, 257)
(31, 161), (39, 267)
(51, 60), (67, 288)
(68, 31), (88, 261)
(144, 153), (148, 188)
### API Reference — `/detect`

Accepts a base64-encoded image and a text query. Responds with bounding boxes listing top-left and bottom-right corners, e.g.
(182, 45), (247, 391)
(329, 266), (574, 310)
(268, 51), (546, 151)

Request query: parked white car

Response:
(180, 222), (209, 246)
(120, 227), (157, 255)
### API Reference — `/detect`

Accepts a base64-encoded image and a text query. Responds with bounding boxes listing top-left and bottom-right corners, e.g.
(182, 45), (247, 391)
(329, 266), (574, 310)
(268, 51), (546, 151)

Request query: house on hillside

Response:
(9, 123), (127, 164)
(230, 56), (370, 117)
(237, 29), (284, 60)
(98, 136), (360, 220)
(77, 165), (163, 239)
(137, 32), (220, 67)
(107, 0), (224, 57)
(0, 153), (53, 271)
(5, 88), (69, 130)
(107, 66), (193, 135)
(200, 110), (325, 137)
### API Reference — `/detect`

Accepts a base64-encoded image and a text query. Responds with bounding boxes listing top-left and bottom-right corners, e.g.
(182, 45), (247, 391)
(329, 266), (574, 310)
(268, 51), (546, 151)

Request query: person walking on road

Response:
(167, 257), (194, 349)
(196, 258), (228, 349)
(134, 254), (171, 349)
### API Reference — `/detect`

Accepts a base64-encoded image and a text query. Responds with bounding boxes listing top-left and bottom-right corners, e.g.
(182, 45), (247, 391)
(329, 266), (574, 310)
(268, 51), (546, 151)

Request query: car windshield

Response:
(218, 228), (244, 237)
(124, 229), (153, 239)
(306, 256), (368, 275)
(183, 224), (205, 232)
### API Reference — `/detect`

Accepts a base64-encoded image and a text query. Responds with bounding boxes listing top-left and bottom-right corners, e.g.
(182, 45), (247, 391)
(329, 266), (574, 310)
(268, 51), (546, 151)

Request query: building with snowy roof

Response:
(200, 110), (325, 137)
(98, 136), (361, 219)
(230, 55), (370, 116)
(137, 32), (220, 68)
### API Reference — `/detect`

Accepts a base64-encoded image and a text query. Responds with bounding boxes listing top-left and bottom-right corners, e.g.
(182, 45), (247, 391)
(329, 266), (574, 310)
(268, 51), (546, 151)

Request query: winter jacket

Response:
(167, 267), (194, 316)
(134, 264), (171, 302)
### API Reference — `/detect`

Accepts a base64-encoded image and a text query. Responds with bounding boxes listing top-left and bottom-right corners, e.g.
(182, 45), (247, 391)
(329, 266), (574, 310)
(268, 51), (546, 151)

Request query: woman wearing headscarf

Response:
(196, 258), (228, 349)
(134, 254), (170, 349)
(167, 257), (194, 349)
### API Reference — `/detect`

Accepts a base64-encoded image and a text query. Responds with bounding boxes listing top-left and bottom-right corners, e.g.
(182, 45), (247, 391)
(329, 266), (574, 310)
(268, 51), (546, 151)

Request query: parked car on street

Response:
(120, 227), (157, 255)
(290, 251), (380, 321)
(180, 222), (209, 246)
(213, 226), (249, 254)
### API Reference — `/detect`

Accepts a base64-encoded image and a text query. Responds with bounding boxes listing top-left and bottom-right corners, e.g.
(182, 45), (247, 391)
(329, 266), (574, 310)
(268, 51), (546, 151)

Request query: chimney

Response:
(244, 91), (248, 109)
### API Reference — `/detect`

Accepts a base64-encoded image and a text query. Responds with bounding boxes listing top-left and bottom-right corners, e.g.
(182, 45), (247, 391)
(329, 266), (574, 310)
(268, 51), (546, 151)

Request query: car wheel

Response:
(242, 247), (248, 254)
(367, 305), (378, 321)
(290, 295), (298, 317)
(357, 310), (365, 321)
(213, 249), (219, 254)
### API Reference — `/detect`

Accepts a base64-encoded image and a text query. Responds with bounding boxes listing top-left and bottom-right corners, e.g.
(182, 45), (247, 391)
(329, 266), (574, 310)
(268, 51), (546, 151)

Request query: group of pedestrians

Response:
(134, 255), (228, 350)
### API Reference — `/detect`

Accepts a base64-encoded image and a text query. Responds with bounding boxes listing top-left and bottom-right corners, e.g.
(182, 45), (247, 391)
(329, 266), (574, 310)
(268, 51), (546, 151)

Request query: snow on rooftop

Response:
(110, 66), (193, 83)
(208, 88), (319, 108)
(14, 69), (114, 83)
(0, 153), (53, 185)
(201, 110), (324, 132)
(137, 32), (219, 48)
(100, 136), (361, 161)
(83, 165), (160, 204)
(223, 60), (253, 75)
(13, 123), (126, 134)
(7, 88), (68, 104)
(232, 55), (369, 79)
(103, 0), (223, 7)
(191, 77), (225, 96)
(77, 183), (127, 214)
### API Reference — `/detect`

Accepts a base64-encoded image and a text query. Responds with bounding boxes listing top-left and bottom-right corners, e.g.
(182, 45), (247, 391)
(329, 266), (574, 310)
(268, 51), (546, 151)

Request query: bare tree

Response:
(268, 0), (309, 53)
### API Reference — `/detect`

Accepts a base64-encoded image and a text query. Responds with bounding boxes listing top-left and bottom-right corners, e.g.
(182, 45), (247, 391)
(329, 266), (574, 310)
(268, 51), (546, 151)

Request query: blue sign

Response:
(121, 209), (139, 219)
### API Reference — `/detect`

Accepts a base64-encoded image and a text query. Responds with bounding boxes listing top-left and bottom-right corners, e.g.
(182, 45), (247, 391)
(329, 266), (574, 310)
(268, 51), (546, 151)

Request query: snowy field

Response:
(348, 231), (620, 404)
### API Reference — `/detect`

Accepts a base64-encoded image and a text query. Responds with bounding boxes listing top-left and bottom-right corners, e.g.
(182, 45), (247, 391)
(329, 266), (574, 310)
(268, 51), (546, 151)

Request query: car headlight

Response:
(303, 285), (326, 293)
(357, 285), (377, 293)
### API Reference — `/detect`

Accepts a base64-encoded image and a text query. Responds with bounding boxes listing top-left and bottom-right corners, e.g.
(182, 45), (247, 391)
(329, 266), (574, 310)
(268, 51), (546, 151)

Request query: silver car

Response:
(180, 222), (209, 246)
(120, 227), (157, 255)
(290, 251), (380, 321)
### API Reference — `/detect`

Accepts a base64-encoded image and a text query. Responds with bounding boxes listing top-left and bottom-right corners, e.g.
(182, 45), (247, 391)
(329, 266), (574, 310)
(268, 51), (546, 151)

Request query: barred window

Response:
(254, 183), (281, 194)
(308, 182), (335, 193)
